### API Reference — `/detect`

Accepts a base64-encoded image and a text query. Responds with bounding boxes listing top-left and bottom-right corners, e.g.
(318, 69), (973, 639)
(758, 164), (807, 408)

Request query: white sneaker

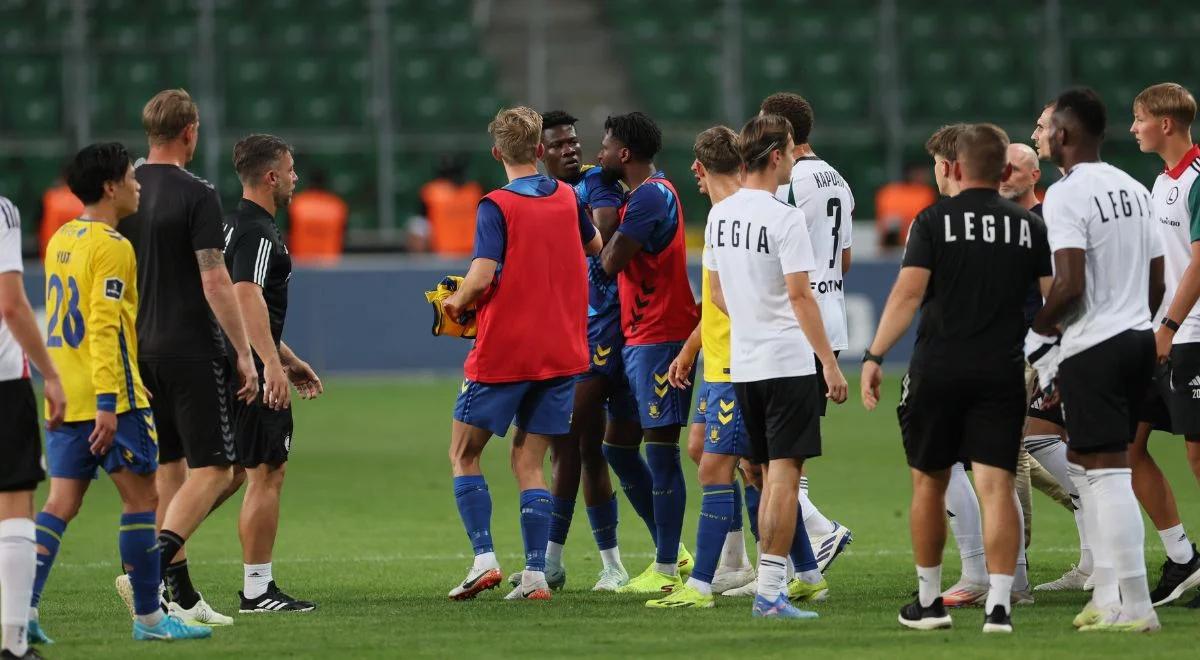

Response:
(721, 578), (758, 597)
(168, 593), (234, 626)
(1084, 572), (1095, 591)
(448, 565), (503, 600)
(1034, 564), (1091, 592)
(505, 577), (552, 600)
(941, 579), (989, 607)
(810, 522), (853, 573)
(711, 566), (756, 594)
(592, 565), (630, 591)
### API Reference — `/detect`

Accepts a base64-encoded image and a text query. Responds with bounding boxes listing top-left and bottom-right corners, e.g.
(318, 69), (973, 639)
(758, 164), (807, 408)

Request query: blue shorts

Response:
(45, 409), (159, 480)
(454, 376), (576, 438)
(692, 377), (710, 425)
(701, 381), (750, 457)
(622, 342), (695, 429)
(586, 309), (625, 380)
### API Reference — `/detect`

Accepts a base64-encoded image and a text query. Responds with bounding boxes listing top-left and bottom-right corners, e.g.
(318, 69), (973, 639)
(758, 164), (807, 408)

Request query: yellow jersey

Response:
(44, 219), (149, 422)
(700, 251), (732, 383)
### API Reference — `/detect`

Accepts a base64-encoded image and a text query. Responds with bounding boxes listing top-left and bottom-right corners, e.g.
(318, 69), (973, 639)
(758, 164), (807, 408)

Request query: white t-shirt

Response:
(704, 187), (817, 382)
(1043, 162), (1163, 361)
(1150, 147), (1200, 344)
(776, 157), (855, 351)
(0, 196), (28, 381)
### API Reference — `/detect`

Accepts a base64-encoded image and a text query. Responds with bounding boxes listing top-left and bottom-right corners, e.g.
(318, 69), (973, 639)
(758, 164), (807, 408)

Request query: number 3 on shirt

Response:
(46, 274), (85, 348)
(827, 198), (842, 269)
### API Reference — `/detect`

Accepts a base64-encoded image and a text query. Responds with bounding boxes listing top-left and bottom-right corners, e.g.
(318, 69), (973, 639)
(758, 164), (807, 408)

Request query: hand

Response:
(235, 350), (259, 404)
(861, 361), (883, 411)
(285, 358), (324, 400)
(1155, 326), (1174, 365)
(442, 292), (467, 324)
(263, 362), (291, 411)
(89, 410), (117, 455)
(667, 347), (697, 389)
(43, 375), (67, 430)
(823, 362), (848, 404)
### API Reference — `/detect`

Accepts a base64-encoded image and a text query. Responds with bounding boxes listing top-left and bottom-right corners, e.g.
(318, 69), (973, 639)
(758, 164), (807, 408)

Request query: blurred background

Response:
(3, 0), (1199, 370)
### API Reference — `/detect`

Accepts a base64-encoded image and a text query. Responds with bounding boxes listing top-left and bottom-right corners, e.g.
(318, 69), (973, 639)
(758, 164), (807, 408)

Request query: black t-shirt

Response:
(902, 188), (1052, 373)
(119, 164), (226, 360)
(224, 199), (291, 367)
(1022, 202), (1045, 328)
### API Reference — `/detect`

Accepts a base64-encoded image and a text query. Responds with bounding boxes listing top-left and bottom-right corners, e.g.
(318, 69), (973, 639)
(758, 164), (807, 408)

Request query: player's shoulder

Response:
(140, 164), (218, 198)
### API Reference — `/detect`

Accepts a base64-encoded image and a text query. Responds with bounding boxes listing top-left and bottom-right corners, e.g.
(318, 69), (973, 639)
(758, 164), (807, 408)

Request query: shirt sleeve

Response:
(472, 199), (506, 263)
(702, 211), (719, 271)
(779, 209), (817, 275)
(0, 199), (22, 274)
(228, 226), (273, 287)
(88, 238), (131, 410)
(577, 198), (597, 245)
(901, 211), (934, 268)
(617, 185), (674, 252)
(841, 192), (854, 249)
(189, 186), (226, 252)
(1042, 186), (1088, 251)
(1146, 193), (1165, 259)
(584, 176), (624, 210)
(1188, 183), (1200, 243)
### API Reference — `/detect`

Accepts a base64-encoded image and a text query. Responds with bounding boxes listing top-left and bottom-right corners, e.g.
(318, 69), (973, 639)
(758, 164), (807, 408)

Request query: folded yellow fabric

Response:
(424, 276), (478, 338)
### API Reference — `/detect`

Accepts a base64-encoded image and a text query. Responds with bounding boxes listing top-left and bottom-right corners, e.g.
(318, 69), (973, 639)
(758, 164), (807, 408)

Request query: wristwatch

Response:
(1162, 317), (1181, 332)
(862, 350), (883, 365)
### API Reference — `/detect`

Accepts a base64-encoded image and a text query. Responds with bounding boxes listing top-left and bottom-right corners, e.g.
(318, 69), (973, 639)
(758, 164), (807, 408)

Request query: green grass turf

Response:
(26, 375), (1200, 658)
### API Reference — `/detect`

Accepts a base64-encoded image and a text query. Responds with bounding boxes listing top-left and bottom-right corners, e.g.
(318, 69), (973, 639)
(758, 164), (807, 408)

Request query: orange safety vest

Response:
(875, 182), (937, 245)
(422, 179), (483, 256)
(288, 189), (347, 263)
(39, 185), (84, 257)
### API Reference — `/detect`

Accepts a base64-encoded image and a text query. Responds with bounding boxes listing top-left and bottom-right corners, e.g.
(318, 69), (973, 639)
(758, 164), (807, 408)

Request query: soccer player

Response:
(224, 134), (323, 613)
(30, 143), (211, 642)
(645, 125), (765, 608)
(1129, 82), (1200, 607)
(1031, 87), (1163, 632)
(863, 124), (1051, 633)
(705, 114), (848, 619)
(761, 92), (855, 572)
(117, 89), (257, 625)
(0, 195), (66, 659)
(522, 109), (635, 591)
(445, 107), (601, 601)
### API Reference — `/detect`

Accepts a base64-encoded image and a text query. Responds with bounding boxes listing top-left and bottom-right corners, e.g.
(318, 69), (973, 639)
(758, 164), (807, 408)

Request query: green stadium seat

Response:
(8, 97), (59, 133)
(1, 56), (54, 92)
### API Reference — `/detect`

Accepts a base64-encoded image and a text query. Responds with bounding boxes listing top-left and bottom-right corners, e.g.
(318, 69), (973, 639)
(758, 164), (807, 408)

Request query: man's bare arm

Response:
(197, 248), (251, 356)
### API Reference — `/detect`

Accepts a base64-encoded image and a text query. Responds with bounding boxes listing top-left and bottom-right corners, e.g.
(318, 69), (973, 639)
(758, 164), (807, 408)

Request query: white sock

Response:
(756, 554), (788, 599)
(797, 478), (836, 536)
(718, 529), (748, 570)
(985, 574), (1014, 614)
(946, 463), (987, 584)
(1089, 467), (1153, 619)
(917, 564), (942, 607)
(654, 562), (678, 576)
(1013, 490), (1029, 592)
(0, 518), (36, 656)
(243, 562), (273, 599)
(784, 555), (795, 581)
(472, 551), (499, 571)
(1158, 524), (1194, 565)
(1028, 437), (1092, 572)
(135, 609), (164, 627)
(599, 546), (621, 570)
(685, 576), (712, 595)
(1074, 508), (1094, 574)
(521, 569), (546, 588)
(546, 541), (564, 567)
(1070, 463), (1117, 608)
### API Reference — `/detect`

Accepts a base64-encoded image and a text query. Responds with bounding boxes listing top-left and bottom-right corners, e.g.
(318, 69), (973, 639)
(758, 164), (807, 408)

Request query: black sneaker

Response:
(239, 581), (317, 613)
(898, 596), (953, 630)
(982, 605), (1013, 633)
(1150, 544), (1200, 606)
(2, 648), (45, 659)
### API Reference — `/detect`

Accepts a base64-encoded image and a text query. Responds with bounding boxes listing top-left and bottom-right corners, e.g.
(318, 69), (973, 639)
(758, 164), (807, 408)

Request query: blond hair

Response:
(693, 126), (741, 174)
(488, 106), (542, 165)
(1134, 83), (1196, 128)
(142, 89), (199, 145)
(925, 123), (968, 160)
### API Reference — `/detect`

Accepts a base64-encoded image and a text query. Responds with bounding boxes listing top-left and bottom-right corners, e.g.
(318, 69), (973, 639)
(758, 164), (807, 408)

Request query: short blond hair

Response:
(488, 106), (542, 165)
(142, 89), (199, 144)
(1134, 83), (1196, 128)
(925, 123), (968, 160)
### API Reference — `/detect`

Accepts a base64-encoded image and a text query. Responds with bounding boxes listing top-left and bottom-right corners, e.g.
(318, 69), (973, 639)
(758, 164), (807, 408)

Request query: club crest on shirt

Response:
(104, 277), (124, 300)
(1167, 187), (1180, 204)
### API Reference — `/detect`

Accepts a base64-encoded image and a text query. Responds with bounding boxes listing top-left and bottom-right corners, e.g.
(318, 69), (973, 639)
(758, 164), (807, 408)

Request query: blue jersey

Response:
(572, 166), (625, 322)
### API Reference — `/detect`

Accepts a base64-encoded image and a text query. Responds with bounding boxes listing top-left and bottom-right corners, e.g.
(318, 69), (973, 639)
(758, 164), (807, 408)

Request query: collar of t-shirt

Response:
(238, 198), (275, 222)
(502, 173), (557, 197)
(1164, 145), (1200, 180)
(955, 187), (1001, 201)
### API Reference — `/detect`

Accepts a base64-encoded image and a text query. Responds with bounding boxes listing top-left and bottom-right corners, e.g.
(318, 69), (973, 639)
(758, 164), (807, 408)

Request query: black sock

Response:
(165, 559), (200, 609)
(156, 531), (188, 603)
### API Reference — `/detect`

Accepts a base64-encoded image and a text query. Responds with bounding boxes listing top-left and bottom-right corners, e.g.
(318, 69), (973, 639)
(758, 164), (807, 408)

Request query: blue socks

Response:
(453, 475), (494, 555)
(586, 495), (619, 551)
(548, 496), (574, 546)
(743, 483), (761, 542)
(789, 501), (818, 573)
(644, 442), (686, 565)
(693, 484), (736, 585)
(118, 512), (161, 616)
(601, 443), (657, 544)
(519, 489), (553, 572)
(31, 512), (67, 608)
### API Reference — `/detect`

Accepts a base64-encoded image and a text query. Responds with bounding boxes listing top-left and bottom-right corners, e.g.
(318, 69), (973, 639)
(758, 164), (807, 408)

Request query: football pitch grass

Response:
(29, 375), (1200, 658)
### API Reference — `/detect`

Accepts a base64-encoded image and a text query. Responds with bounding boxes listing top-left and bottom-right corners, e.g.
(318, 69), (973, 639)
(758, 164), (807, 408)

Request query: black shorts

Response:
(1026, 389), (1065, 427)
(898, 367), (1025, 473)
(1058, 329), (1154, 454)
(0, 378), (45, 492)
(235, 392), (294, 468)
(733, 375), (821, 465)
(814, 351), (841, 417)
(140, 359), (236, 468)
(1139, 342), (1200, 440)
